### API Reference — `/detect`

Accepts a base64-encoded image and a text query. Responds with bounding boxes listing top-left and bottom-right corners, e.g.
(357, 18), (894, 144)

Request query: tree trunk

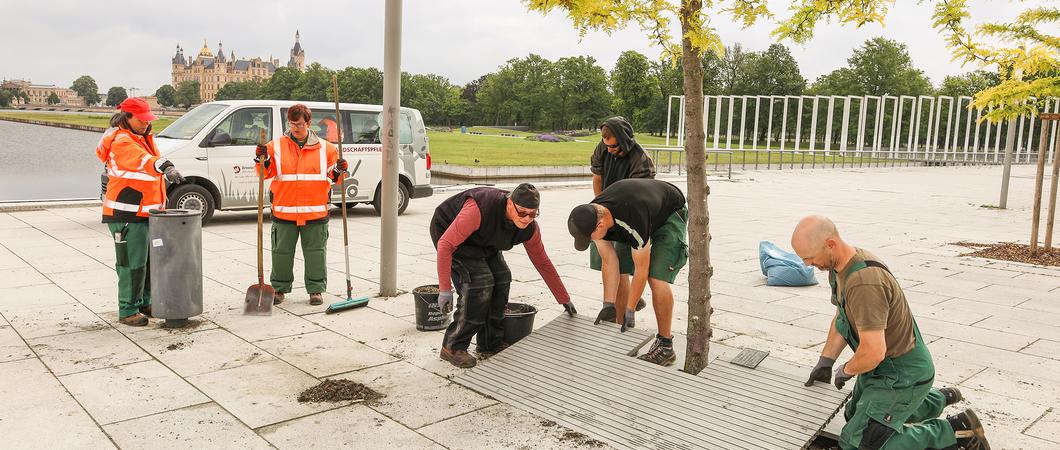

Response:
(681, 0), (713, 376)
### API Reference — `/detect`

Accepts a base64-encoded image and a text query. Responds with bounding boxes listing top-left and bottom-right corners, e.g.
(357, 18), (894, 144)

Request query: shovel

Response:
(244, 128), (274, 315)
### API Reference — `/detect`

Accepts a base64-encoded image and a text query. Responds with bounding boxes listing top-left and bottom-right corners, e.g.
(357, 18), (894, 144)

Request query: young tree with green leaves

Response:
(105, 86), (128, 107)
(154, 84), (177, 108)
(46, 92), (61, 105)
(70, 75), (101, 105)
(174, 81), (200, 108)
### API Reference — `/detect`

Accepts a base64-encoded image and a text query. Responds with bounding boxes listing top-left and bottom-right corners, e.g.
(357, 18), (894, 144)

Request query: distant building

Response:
(1, 79), (86, 106)
(171, 31), (306, 103)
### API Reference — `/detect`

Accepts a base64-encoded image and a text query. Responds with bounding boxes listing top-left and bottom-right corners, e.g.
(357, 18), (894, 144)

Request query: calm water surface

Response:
(0, 120), (104, 201)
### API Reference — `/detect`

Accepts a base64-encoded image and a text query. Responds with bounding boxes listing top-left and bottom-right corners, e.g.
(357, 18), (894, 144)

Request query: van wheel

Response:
(167, 183), (215, 225)
(372, 182), (409, 216)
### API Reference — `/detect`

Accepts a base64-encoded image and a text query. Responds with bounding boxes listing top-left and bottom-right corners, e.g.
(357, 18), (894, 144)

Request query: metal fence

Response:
(661, 94), (1060, 172)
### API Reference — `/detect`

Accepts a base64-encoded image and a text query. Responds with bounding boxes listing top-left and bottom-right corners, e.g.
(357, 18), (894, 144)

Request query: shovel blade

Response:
(244, 284), (275, 315)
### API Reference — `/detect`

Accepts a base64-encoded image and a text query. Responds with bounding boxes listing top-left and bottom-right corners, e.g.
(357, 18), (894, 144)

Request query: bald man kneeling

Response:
(791, 215), (989, 450)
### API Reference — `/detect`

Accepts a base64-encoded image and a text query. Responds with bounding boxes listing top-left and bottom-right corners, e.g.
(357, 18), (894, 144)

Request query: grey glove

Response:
(834, 362), (854, 390)
(562, 302), (577, 317)
(594, 303), (616, 324)
(620, 309), (635, 332)
(805, 355), (835, 387)
(437, 290), (453, 314)
(163, 165), (185, 184)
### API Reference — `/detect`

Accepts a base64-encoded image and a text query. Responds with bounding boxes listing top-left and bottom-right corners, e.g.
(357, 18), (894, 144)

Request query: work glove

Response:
(562, 302), (577, 317)
(335, 158), (348, 173)
(834, 362), (854, 390)
(437, 290), (453, 314)
(620, 309), (635, 332)
(805, 355), (835, 387)
(163, 165), (185, 185)
(254, 144), (268, 162)
(594, 303), (616, 325)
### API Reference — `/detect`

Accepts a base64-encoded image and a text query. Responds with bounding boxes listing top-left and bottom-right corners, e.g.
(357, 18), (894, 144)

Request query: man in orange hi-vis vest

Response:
(97, 97), (185, 326)
(255, 104), (346, 306)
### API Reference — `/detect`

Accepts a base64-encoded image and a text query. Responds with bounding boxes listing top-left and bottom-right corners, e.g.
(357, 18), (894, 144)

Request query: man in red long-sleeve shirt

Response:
(430, 183), (576, 368)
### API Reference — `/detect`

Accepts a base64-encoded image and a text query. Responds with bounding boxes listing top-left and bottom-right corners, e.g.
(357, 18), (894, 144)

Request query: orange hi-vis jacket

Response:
(261, 131), (341, 225)
(96, 127), (167, 222)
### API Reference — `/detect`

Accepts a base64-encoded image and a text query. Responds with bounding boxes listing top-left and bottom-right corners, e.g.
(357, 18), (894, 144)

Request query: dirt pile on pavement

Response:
(540, 419), (606, 448)
(952, 241), (1060, 267)
(298, 379), (383, 403)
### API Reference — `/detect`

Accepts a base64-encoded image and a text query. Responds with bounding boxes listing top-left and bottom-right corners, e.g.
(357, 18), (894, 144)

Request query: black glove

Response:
(562, 302), (577, 317)
(163, 165), (184, 185)
(335, 158), (348, 173)
(594, 303), (616, 325)
(834, 362), (854, 390)
(805, 355), (835, 387)
(620, 309), (635, 332)
(254, 144), (268, 162)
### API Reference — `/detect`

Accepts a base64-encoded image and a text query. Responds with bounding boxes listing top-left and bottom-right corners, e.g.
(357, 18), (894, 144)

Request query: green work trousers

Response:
(270, 220), (328, 294)
(108, 222), (151, 318)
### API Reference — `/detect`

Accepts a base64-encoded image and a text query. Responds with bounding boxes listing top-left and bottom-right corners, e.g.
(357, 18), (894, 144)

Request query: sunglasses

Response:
(605, 143), (620, 149)
(514, 205), (540, 218)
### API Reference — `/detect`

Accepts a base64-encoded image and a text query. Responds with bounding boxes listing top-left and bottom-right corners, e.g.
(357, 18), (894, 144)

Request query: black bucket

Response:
(413, 285), (451, 331)
(502, 302), (538, 345)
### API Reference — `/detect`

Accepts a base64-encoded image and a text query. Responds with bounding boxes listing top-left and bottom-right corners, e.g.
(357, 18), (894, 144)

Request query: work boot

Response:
(940, 387), (963, 406)
(476, 341), (510, 359)
(273, 292), (285, 305)
(119, 313), (148, 327)
(595, 298), (648, 323)
(637, 337), (676, 367)
(309, 293), (323, 306)
(139, 305), (153, 318)
(441, 347), (477, 368)
(947, 409), (991, 450)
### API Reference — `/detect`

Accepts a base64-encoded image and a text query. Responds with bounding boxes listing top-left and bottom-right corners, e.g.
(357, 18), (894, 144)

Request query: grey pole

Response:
(999, 69), (1022, 209)
(379, 0), (402, 296)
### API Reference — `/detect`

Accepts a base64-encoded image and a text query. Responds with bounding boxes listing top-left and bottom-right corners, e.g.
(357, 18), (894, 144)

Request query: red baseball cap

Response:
(117, 97), (158, 122)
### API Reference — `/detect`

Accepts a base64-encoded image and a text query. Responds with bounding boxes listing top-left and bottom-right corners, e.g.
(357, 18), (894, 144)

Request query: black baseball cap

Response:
(568, 204), (598, 251)
(509, 183), (540, 209)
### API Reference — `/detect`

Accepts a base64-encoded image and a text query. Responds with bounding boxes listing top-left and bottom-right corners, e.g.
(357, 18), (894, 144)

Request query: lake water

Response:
(0, 120), (104, 201)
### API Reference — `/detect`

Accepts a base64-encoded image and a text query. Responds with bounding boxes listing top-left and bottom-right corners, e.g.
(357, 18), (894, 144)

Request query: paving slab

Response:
(0, 323), (33, 363)
(141, 328), (275, 377)
(29, 327), (151, 376)
(256, 329), (398, 377)
(102, 403), (272, 450)
(186, 359), (349, 429)
(418, 403), (609, 450)
(0, 358), (115, 449)
(258, 404), (443, 449)
(3, 302), (108, 339)
(59, 360), (208, 425)
(1020, 338), (1060, 360)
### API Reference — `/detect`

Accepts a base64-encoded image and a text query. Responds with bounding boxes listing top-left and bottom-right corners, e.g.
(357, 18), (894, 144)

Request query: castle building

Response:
(171, 31), (306, 103)
(1, 79), (86, 106)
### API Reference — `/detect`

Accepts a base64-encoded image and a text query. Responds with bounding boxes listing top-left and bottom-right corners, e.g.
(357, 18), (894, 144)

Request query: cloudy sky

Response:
(1, 0), (1054, 96)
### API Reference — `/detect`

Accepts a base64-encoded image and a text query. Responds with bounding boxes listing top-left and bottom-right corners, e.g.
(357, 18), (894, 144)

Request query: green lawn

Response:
(0, 112), (176, 132)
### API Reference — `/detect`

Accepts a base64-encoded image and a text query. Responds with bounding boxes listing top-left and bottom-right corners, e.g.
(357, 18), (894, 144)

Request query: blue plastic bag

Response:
(759, 241), (818, 286)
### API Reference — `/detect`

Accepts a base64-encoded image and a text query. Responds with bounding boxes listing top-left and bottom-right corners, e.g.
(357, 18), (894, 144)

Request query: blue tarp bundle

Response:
(759, 241), (818, 286)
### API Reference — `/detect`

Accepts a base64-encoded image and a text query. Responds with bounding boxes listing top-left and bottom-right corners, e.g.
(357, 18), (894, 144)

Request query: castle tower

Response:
(288, 30), (305, 71)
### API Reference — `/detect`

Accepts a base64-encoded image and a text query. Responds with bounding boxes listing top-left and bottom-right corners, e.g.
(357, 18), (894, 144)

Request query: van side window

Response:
(210, 108), (272, 146)
(280, 108), (345, 144)
(344, 112), (382, 145)
(400, 113), (413, 145)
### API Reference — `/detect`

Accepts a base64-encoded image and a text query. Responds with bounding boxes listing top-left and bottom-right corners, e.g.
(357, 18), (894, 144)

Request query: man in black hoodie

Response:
(589, 117), (656, 324)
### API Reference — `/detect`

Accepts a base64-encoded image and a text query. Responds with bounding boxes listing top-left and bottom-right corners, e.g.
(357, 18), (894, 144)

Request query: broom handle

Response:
(333, 75), (353, 299)
(257, 128), (266, 284)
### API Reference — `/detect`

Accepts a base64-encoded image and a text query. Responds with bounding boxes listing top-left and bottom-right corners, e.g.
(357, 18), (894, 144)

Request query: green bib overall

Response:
(831, 260), (958, 450)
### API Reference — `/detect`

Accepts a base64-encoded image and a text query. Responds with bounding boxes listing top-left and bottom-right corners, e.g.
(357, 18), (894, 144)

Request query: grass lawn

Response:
(0, 112), (176, 132)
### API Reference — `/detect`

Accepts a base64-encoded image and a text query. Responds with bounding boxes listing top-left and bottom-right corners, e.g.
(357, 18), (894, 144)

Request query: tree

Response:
(105, 86), (128, 107)
(612, 51), (656, 128)
(461, 75), (488, 124)
(215, 80), (264, 100)
(154, 84), (177, 107)
(734, 44), (806, 95)
(336, 67), (383, 104)
(47, 92), (61, 105)
(174, 81), (200, 108)
(552, 55), (612, 130)
(70, 75), (101, 105)
(936, 70), (1000, 99)
(807, 38), (932, 96)
(402, 73), (454, 125)
(0, 89), (12, 107)
(530, 0), (895, 375)
(442, 86), (471, 126)
(261, 67), (302, 100)
(292, 63), (333, 102)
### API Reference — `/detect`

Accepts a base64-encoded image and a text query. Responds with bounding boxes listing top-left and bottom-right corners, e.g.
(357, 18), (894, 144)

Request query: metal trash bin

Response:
(149, 209), (203, 328)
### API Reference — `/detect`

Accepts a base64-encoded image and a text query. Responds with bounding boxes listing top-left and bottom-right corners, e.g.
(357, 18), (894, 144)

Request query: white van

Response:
(152, 100), (433, 224)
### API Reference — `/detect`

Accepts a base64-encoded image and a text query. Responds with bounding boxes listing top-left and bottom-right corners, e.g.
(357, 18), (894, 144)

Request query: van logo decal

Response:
(233, 166), (242, 174)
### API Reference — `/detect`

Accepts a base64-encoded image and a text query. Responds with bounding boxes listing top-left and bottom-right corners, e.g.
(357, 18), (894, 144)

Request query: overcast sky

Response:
(2, 0), (1054, 96)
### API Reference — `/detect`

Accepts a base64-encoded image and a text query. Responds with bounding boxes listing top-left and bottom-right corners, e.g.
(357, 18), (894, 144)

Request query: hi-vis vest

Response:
(96, 127), (166, 222)
(263, 134), (339, 225)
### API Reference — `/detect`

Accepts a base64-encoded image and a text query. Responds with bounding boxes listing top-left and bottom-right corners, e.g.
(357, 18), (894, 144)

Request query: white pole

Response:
(379, 0), (402, 296)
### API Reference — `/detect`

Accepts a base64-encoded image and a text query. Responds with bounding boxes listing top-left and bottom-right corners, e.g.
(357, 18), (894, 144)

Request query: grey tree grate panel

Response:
(457, 315), (850, 450)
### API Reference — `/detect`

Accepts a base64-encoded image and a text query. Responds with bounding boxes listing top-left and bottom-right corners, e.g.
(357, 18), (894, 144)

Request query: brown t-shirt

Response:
(831, 248), (916, 358)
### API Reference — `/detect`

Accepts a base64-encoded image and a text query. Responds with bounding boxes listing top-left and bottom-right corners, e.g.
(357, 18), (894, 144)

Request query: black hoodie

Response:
(591, 116), (656, 190)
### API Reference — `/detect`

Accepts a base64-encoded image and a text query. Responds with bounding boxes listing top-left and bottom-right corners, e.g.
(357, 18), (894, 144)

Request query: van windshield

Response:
(158, 103), (228, 139)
